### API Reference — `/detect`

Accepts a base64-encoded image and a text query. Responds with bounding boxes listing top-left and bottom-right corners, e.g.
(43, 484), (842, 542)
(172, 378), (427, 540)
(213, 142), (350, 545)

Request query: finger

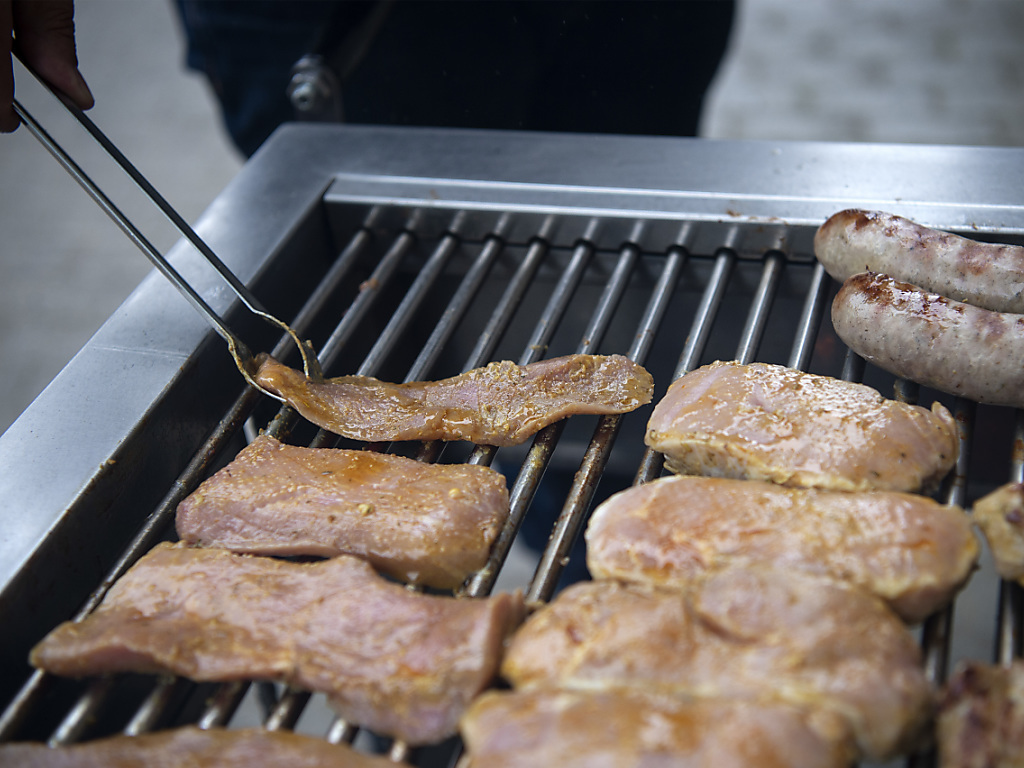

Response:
(12, 0), (92, 109)
(0, 0), (18, 131)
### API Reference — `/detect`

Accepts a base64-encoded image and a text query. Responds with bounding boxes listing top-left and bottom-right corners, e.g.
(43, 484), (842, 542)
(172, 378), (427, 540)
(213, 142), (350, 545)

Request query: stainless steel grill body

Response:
(1, 126), (1022, 762)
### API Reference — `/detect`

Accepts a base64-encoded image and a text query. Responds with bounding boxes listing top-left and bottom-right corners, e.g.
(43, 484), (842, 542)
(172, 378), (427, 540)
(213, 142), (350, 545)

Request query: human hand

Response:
(1, 0), (93, 132)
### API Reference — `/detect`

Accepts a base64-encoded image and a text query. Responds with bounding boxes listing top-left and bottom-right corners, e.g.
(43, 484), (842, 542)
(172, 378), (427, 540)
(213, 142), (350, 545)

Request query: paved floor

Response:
(702, 0), (1024, 146)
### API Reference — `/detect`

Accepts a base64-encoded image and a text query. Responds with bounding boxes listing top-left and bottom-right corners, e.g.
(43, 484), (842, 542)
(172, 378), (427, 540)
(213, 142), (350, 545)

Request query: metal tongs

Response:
(11, 64), (323, 401)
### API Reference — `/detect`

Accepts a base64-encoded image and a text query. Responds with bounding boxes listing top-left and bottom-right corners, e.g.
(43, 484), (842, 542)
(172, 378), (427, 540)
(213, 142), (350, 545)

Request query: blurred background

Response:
(2, 0), (1024, 435)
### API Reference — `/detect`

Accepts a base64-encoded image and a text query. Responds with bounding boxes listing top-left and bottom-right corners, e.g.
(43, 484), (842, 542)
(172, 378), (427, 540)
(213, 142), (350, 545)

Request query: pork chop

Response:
(177, 434), (509, 589)
(31, 543), (525, 745)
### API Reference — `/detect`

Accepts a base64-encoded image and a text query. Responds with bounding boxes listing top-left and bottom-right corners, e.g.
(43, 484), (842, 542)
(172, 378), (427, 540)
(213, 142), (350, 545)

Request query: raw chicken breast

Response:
(586, 475), (978, 623)
(972, 482), (1024, 581)
(645, 360), (958, 492)
(502, 566), (933, 761)
(938, 660), (1024, 768)
(460, 689), (855, 768)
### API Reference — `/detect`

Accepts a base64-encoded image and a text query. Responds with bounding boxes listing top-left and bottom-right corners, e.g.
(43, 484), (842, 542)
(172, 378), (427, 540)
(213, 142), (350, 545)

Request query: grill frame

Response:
(1, 125), (1023, 762)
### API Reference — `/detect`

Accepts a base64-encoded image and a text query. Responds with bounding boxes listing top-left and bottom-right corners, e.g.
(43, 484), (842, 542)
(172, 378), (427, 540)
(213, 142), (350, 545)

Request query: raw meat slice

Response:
(254, 353), (653, 446)
(585, 475), (978, 623)
(501, 567), (933, 761)
(645, 360), (958, 492)
(460, 689), (855, 768)
(177, 434), (509, 589)
(0, 726), (394, 767)
(971, 482), (1024, 581)
(30, 543), (524, 745)
(937, 660), (1024, 768)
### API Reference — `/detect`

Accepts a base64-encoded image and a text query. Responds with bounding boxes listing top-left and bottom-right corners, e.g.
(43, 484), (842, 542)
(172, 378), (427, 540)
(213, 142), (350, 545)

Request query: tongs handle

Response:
(11, 60), (323, 394)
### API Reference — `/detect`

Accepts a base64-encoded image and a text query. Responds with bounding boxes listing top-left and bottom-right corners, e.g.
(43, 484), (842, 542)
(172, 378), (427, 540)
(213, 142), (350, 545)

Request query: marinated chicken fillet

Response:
(254, 353), (653, 446)
(30, 543), (525, 745)
(177, 434), (508, 589)
(646, 360), (958, 493)
(460, 689), (856, 768)
(0, 726), (395, 767)
(972, 482), (1024, 581)
(502, 566), (933, 761)
(586, 475), (978, 623)
(937, 660), (1024, 768)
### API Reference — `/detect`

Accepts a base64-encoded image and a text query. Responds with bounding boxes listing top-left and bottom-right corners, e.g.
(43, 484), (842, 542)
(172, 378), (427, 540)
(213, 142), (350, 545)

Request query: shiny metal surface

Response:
(13, 93), (321, 397)
(2, 124), (1023, 759)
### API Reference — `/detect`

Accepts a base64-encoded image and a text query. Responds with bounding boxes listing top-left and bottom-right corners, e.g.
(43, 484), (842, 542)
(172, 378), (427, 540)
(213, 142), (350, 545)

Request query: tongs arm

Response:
(11, 61), (322, 396)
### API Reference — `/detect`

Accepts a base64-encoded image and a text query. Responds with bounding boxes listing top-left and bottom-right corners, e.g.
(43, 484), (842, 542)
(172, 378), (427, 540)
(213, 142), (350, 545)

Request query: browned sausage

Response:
(831, 272), (1024, 408)
(815, 209), (1024, 314)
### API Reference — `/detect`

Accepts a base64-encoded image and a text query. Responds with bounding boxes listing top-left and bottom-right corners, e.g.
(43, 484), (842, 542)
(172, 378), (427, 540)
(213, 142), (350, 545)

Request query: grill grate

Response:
(2, 189), (1023, 765)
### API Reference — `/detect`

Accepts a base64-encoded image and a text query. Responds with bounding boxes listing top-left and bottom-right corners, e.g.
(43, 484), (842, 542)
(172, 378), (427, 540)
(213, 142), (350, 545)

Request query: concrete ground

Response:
(0, 0), (243, 435)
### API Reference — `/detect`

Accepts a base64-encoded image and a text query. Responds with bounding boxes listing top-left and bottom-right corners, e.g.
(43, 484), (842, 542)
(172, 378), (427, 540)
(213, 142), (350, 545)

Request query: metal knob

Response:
(287, 55), (342, 121)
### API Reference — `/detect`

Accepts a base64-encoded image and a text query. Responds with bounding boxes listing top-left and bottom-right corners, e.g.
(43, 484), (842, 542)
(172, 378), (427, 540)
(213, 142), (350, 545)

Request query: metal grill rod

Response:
(839, 345), (865, 383)
(319, 218), (602, 754)
(197, 682), (249, 729)
(406, 214), (513, 382)
(924, 397), (975, 681)
(48, 678), (115, 747)
(462, 218), (557, 371)
(735, 252), (786, 365)
(260, 216), (421, 447)
(633, 246), (738, 486)
(787, 262), (831, 371)
(264, 688), (311, 732)
(357, 220), (465, 377)
(305, 210), (473, 450)
(905, 395), (975, 768)
(124, 678), (192, 737)
(317, 216), (422, 371)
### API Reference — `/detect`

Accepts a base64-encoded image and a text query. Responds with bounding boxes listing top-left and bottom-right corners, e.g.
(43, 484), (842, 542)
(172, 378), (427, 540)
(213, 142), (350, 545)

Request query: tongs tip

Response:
(229, 330), (323, 402)
(228, 338), (279, 402)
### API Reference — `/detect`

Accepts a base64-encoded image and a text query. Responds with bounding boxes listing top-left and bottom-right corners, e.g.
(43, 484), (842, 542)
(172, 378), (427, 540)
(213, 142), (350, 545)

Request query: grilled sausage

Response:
(815, 209), (1024, 314)
(831, 272), (1024, 408)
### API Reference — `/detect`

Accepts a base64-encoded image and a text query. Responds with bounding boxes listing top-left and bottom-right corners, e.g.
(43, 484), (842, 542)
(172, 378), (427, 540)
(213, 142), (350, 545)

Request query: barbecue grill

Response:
(1, 124), (1022, 765)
